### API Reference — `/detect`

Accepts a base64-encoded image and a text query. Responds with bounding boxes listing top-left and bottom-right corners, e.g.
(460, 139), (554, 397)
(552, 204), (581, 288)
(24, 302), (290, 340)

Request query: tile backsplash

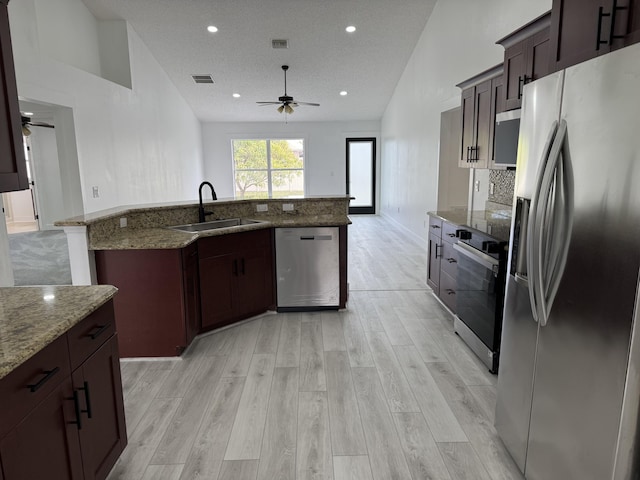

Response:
(488, 169), (516, 206)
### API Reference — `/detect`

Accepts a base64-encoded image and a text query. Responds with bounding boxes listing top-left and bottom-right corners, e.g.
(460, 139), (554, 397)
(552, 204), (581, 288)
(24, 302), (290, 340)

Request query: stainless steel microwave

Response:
(494, 110), (520, 167)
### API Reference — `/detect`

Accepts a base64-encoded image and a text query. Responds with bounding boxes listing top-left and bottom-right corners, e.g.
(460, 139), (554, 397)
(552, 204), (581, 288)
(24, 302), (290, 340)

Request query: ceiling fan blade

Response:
(256, 101), (281, 105)
(295, 101), (320, 106)
(27, 122), (55, 128)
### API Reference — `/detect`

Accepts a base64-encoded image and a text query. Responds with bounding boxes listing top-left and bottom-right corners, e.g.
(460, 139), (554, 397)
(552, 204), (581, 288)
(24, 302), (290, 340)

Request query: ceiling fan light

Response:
(277, 105), (285, 113)
(22, 125), (31, 137)
(285, 104), (294, 114)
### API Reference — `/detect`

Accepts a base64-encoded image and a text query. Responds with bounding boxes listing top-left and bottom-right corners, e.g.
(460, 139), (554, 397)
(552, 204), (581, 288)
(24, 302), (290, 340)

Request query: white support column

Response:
(64, 226), (97, 285)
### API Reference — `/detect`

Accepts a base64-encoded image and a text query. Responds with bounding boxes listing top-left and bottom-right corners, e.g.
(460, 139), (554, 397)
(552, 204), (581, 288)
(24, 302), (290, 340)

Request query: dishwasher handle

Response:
(299, 235), (333, 241)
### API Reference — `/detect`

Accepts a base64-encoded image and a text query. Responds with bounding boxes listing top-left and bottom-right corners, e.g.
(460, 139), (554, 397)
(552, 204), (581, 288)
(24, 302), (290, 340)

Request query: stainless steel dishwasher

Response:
(275, 227), (340, 310)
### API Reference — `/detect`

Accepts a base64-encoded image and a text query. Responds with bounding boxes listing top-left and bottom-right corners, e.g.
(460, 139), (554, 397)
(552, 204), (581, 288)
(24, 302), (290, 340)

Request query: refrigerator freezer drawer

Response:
(275, 227), (340, 309)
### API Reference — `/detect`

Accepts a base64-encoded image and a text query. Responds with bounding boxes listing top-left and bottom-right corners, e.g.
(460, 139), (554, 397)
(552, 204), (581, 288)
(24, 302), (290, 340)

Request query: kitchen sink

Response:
(167, 218), (267, 233)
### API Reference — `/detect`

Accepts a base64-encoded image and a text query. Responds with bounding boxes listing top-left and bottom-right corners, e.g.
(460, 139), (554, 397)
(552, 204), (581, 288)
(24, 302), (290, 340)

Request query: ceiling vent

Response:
(191, 74), (214, 84)
(271, 39), (289, 49)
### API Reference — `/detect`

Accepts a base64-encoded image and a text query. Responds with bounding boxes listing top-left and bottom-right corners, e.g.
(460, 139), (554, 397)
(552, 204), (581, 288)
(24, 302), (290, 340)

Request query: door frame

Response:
(346, 137), (376, 214)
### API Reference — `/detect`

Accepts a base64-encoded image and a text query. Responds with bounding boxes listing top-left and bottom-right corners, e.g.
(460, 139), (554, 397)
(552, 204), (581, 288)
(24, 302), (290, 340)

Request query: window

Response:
(232, 139), (304, 198)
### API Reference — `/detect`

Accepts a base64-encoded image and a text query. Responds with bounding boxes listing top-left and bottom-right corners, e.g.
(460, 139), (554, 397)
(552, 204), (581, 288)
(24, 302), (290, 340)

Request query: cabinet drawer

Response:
(442, 222), (460, 243)
(441, 241), (458, 278)
(428, 216), (443, 237)
(67, 301), (115, 371)
(0, 334), (71, 438)
(440, 270), (457, 314)
(198, 228), (271, 258)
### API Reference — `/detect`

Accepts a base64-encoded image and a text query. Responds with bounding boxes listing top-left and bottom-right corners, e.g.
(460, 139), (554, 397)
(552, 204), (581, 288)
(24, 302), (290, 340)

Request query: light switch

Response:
(282, 203), (294, 211)
(92, 186), (99, 198)
(256, 204), (268, 212)
(120, 217), (127, 228)
(475, 180), (480, 192)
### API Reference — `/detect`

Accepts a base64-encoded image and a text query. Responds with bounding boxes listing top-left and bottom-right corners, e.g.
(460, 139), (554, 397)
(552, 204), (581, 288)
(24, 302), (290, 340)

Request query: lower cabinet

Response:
(199, 229), (275, 330)
(427, 232), (441, 294)
(0, 301), (126, 480)
(95, 243), (200, 357)
(427, 216), (460, 314)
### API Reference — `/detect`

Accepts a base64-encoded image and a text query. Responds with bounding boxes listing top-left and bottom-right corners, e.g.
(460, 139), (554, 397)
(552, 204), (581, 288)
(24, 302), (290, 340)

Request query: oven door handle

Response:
(453, 242), (499, 271)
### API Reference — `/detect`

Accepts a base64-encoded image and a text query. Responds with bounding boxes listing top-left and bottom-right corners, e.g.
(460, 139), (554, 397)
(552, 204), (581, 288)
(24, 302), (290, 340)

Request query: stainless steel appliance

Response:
(453, 229), (507, 374)
(494, 109), (520, 166)
(275, 227), (340, 310)
(495, 42), (640, 480)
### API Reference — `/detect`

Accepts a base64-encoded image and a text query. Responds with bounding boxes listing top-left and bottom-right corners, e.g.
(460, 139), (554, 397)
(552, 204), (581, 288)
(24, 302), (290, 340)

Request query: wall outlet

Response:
(282, 203), (294, 212)
(92, 186), (99, 198)
(120, 217), (127, 228)
(256, 204), (268, 212)
(475, 180), (480, 192)
(489, 182), (495, 195)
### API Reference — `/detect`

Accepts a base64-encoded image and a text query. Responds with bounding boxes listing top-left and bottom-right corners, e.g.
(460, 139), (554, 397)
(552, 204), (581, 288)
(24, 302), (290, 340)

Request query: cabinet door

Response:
(549, 0), (613, 71)
(0, 3), (28, 192)
(625, 0), (640, 47)
(182, 246), (201, 344)
(503, 41), (527, 111)
(73, 336), (126, 480)
(489, 74), (504, 168)
(427, 233), (441, 294)
(529, 28), (551, 81)
(459, 87), (475, 167)
(0, 378), (84, 480)
(199, 252), (235, 330)
(472, 79), (491, 169)
(235, 247), (271, 317)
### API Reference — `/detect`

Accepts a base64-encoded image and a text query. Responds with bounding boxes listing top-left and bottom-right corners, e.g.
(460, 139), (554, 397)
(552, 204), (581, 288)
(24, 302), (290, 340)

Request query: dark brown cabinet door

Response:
(627, 1), (640, 46)
(0, 378), (84, 480)
(72, 336), (126, 480)
(473, 79), (492, 169)
(550, 0), (615, 70)
(503, 41), (527, 111)
(459, 87), (475, 166)
(489, 74), (504, 168)
(427, 233), (441, 294)
(182, 246), (201, 344)
(530, 28), (551, 80)
(0, 2), (28, 192)
(199, 252), (235, 330)
(235, 247), (272, 318)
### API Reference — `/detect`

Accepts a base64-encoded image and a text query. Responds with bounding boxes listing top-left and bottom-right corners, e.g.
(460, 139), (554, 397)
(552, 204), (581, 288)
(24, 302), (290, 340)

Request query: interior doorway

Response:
(3, 136), (39, 234)
(346, 137), (376, 214)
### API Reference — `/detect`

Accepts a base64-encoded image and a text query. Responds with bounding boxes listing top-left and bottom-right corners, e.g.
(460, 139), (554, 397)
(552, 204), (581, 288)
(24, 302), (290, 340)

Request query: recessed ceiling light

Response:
(340, 91), (348, 96)
(346, 26), (356, 33)
(232, 93), (241, 98)
(207, 25), (218, 33)
(23, 111), (34, 116)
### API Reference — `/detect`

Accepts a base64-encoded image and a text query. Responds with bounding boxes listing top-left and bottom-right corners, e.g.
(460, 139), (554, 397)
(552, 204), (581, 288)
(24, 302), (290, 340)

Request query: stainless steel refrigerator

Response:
(495, 42), (640, 480)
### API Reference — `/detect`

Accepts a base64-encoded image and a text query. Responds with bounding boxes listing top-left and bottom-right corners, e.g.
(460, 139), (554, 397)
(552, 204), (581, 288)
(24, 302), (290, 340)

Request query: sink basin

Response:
(167, 218), (266, 233)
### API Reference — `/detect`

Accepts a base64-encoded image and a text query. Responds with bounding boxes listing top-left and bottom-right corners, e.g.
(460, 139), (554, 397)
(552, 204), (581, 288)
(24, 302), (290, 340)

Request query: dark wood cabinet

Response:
(0, 1), (28, 193)
(549, 0), (640, 72)
(71, 337), (126, 480)
(497, 11), (551, 111)
(457, 64), (503, 169)
(95, 245), (200, 357)
(0, 378), (84, 480)
(0, 300), (126, 480)
(488, 74), (504, 169)
(427, 216), (443, 294)
(199, 229), (274, 331)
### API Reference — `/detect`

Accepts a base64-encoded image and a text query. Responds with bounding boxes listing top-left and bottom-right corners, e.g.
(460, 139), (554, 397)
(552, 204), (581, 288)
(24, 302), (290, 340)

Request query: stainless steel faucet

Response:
(198, 181), (217, 222)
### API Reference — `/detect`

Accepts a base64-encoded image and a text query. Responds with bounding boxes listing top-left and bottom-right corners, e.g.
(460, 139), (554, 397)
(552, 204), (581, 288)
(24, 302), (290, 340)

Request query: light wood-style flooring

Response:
(108, 215), (523, 480)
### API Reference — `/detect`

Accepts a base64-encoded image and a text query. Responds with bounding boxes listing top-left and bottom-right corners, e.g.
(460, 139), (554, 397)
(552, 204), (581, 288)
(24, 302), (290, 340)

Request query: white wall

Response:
(380, 0), (551, 239)
(202, 121), (380, 200)
(8, 0), (204, 213)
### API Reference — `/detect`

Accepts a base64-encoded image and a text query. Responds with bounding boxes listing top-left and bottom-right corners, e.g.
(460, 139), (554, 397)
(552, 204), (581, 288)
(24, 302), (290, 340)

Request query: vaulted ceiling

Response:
(82, 0), (437, 122)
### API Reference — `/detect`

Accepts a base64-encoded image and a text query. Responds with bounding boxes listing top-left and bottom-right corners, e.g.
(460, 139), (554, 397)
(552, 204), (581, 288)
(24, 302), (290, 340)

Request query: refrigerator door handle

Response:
(533, 120), (573, 327)
(527, 121), (559, 323)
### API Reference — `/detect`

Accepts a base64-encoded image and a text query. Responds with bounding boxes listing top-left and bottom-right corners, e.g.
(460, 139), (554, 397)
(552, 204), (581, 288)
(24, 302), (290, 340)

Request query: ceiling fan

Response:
(257, 65), (320, 114)
(21, 115), (54, 137)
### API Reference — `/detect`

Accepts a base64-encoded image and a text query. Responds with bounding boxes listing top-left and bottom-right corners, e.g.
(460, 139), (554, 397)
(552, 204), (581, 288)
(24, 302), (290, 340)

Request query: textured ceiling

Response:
(81, 0), (437, 122)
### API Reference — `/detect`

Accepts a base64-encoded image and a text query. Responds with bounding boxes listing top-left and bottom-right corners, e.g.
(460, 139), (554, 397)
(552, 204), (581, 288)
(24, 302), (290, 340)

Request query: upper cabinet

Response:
(0, 0), (28, 193)
(549, 0), (640, 71)
(497, 12), (552, 111)
(457, 64), (503, 170)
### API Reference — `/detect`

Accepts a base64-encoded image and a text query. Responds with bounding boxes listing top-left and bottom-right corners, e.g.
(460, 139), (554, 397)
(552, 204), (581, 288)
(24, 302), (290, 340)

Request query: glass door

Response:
(346, 138), (376, 214)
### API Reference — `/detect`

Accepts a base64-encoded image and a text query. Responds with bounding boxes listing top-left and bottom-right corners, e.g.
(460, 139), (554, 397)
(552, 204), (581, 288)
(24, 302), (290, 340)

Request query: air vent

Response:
(271, 39), (289, 49)
(191, 74), (214, 84)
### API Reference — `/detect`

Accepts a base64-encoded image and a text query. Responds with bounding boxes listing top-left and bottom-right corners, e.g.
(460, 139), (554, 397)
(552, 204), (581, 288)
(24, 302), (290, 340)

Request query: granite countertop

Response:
(89, 214), (351, 250)
(428, 208), (512, 242)
(0, 285), (118, 380)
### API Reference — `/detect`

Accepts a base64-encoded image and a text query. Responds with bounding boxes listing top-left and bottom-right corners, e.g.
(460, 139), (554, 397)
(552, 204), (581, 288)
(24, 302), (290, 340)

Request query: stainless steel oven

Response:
(452, 234), (507, 374)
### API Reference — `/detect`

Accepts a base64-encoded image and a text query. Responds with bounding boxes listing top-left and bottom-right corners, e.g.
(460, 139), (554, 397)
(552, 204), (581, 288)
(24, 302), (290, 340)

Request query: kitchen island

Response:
(56, 196), (351, 357)
(0, 285), (126, 480)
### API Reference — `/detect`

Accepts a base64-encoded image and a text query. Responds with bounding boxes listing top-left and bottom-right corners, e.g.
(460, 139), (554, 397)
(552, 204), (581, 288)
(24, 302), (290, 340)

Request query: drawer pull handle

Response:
(72, 390), (83, 430)
(430, 225), (440, 229)
(447, 233), (456, 237)
(89, 324), (110, 340)
(27, 366), (60, 392)
(446, 289), (456, 295)
(79, 381), (93, 419)
(446, 258), (457, 263)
